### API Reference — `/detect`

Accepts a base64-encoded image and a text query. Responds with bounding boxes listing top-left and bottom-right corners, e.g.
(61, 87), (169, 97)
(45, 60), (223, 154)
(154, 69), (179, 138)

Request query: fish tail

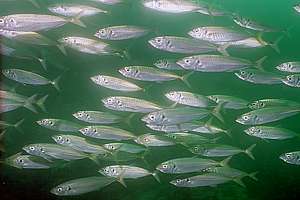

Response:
(88, 154), (100, 165)
(217, 45), (230, 56)
(180, 71), (194, 89)
(283, 25), (294, 38)
(34, 56), (47, 71)
(51, 75), (62, 92)
(123, 113), (136, 126)
(248, 171), (259, 181)
(269, 36), (284, 54)
(56, 44), (67, 56)
(211, 103), (225, 124)
(254, 56), (268, 71)
(244, 144), (256, 160)
(28, 0), (39, 8)
(0, 130), (6, 141)
(36, 95), (49, 113)
(152, 171), (161, 183)
(24, 94), (38, 113)
(233, 177), (246, 187)
(211, 136), (223, 143)
(220, 156), (232, 167)
(223, 129), (232, 138)
(13, 119), (25, 133)
(68, 15), (86, 28)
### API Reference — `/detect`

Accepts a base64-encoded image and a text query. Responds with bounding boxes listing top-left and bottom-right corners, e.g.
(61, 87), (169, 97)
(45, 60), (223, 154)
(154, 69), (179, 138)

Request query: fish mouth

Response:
(51, 135), (59, 143)
(36, 120), (43, 125)
(94, 32), (100, 38)
(90, 76), (99, 83)
(141, 115), (149, 123)
(176, 60), (185, 68)
(148, 39), (155, 47)
(169, 180), (178, 186)
(72, 113), (79, 118)
(235, 118), (245, 125)
(98, 169), (105, 176)
(243, 129), (251, 135)
(279, 154), (286, 161)
(234, 72), (244, 80)
(118, 68), (126, 75)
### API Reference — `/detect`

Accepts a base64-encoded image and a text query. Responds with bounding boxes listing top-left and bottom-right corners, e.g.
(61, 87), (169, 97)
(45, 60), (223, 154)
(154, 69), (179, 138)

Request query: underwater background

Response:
(1, 0), (300, 199)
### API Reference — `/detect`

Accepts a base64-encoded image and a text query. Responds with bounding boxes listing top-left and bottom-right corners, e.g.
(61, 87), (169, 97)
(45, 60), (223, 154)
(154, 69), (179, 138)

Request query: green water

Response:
(1, 0), (300, 199)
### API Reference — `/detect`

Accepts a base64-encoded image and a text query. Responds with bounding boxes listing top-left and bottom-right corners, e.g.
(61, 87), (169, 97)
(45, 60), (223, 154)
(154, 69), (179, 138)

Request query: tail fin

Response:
(248, 171), (258, 181)
(36, 57), (47, 71)
(24, 95), (38, 113)
(69, 15), (86, 28)
(180, 72), (194, 89)
(152, 171), (161, 183)
(269, 36), (284, 54)
(14, 119), (24, 133)
(255, 56), (268, 71)
(36, 95), (48, 113)
(217, 44), (230, 56)
(220, 156), (232, 167)
(233, 177), (246, 187)
(88, 154), (100, 165)
(51, 75), (62, 92)
(244, 144), (256, 160)
(211, 103), (225, 124)
(56, 44), (67, 56)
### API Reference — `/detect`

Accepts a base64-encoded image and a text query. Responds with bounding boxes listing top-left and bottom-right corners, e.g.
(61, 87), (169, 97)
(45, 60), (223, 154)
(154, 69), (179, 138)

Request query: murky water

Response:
(1, 0), (300, 199)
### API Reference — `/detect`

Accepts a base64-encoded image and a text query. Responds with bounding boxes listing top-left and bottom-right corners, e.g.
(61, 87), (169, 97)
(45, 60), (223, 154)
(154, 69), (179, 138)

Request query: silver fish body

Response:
(235, 69), (283, 85)
(36, 119), (82, 132)
(280, 151), (300, 165)
(95, 25), (148, 40)
(73, 111), (122, 124)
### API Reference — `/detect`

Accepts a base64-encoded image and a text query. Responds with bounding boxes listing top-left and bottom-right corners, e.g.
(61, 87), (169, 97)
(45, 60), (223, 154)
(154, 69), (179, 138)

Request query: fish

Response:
(51, 176), (115, 196)
(248, 99), (300, 110)
(143, 0), (224, 16)
(103, 143), (146, 154)
(207, 95), (249, 110)
(188, 26), (249, 43)
(276, 62), (300, 73)
(58, 37), (123, 57)
(48, 4), (107, 17)
(280, 151), (300, 165)
(282, 74), (300, 88)
(52, 135), (108, 155)
(202, 167), (258, 182)
(0, 14), (69, 31)
(2, 69), (60, 90)
(236, 107), (300, 125)
(170, 173), (236, 188)
(90, 0), (123, 5)
(244, 126), (298, 140)
(1, 99), (37, 113)
(177, 55), (254, 72)
(0, 119), (24, 132)
(233, 15), (278, 32)
(79, 126), (136, 141)
(156, 157), (230, 174)
(235, 69), (283, 85)
(119, 66), (182, 82)
(134, 134), (175, 147)
(99, 165), (159, 186)
(189, 144), (256, 159)
(4, 153), (52, 169)
(165, 91), (215, 108)
(36, 119), (82, 132)
(91, 75), (142, 92)
(23, 143), (88, 161)
(142, 107), (211, 125)
(95, 25), (149, 40)
(294, 4), (300, 13)
(154, 59), (183, 70)
(102, 96), (162, 113)
(73, 111), (122, 124)
(148, 36), (219, 54)
(165, 132), (218, 146)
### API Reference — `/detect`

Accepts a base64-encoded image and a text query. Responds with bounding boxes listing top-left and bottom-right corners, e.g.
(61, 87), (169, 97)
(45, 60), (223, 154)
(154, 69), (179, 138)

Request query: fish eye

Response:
(194, 147), (199, 151)
(176, 179), (182, 183)
(104, 168), (109, 173)
(9, 18), (15, 23)
(184, 59), (191, 64)
(29, 146), (35, 151)
(93, 129), (97, 133)
(63, 38), (68, 41)
(57, 136), (62, 140)
(156, 38), (162, 43)
(17, 158), (24, 163)
(287, 76), (293, 81)
(241, 71), (246, 75)
(0, 18), (4, 24)
(57, 187), (63, 192)
(143, 137), (150, 142)
(149, 114), (155, 120)
(124, 67), (131, 72)
(242, 115), (250, 120)
(194, 28), (200, 33)
(162, 164), (168, 169)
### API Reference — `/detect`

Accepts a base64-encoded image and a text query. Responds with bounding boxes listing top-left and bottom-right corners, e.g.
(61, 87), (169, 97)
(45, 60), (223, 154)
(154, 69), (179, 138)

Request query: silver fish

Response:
(282, 74), (300, 88)
(154, 59), (183, 70)
(103, 143), (146, 154)
(233, 15), (278, 32)
(90, 0), (123, 5)
(177, 55), (253, 72)
(23, 143), (88, 161)
(36, 119), (82, 132)
(102, 96), (162, 113)
(73, 111), (122, 124)
(207, 95), (249, 110)
(280, 151), (300, 165)
(244, 126), (298, 140)
(5, 153), (52, 169)
(52, 135), (108, 155)
(1, 44), (16, 56)
(170, 173), (234, 187)
(59, 36), (122, 56)
(294, 4), (300, 13)
(156, 157), (229, 174)
(135, 134), (175, 147)
(248, 99), (300, 110)
(51, 176), (115, 196)
(0, 119), (24, 132)
(149, 36), (218, 54)
(48, 4), (107, 17)
(203, 167), (258, 182)
(95, 25), (148, 40)
(79, 126), (136, 141)
(189, 144), (256, 159)
(189, 26), (249, 43)
(2, 69), (60, 90)
(165, 132), (217, 146)
(142, 107), (210, 125)
(236, 107), (300, 125)
(146, 122), (203, 133)
(276, 62), (300, 73)
(235, 69), (283, 85)
(119, 66), (181, 82)
(1, 99), (36, 113)
(0, 14), (68, 31)
(91, 75), (142, 92)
